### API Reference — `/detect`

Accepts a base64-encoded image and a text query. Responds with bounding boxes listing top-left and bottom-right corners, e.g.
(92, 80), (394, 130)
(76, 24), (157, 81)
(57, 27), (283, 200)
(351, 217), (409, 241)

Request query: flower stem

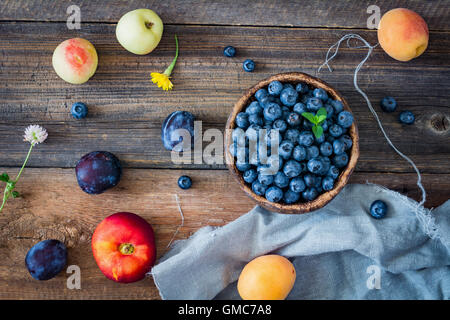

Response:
(163, 35), (179, 77)
(15, 144), (33, 183)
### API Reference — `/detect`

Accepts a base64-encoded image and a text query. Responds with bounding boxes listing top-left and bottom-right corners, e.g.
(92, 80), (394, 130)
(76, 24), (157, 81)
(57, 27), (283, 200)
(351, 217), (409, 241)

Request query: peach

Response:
(52, 38), (98, 84)
(377, 8), (429, 62)
(92, 212), (156, 283)
(237, 255), (296, 300)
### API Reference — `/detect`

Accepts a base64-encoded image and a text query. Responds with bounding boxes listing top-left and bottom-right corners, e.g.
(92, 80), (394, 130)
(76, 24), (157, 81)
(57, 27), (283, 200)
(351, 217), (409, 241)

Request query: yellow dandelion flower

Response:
(151, 35), (179, 91)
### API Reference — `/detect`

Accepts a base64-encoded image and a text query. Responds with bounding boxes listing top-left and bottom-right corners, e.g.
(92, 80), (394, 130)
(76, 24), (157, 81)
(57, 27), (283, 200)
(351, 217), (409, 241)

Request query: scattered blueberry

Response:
(380, 96), (397, 113)
(369, 200), (388, 219)
(178, 175), (192, 189)
(223, 46), (236, 57)
(75, 151), (122, 194)
(399, 111), (415, 124)
(25, 240), (67, 280)
(243, 59), (255, 72)
(71, 102), (88, 119)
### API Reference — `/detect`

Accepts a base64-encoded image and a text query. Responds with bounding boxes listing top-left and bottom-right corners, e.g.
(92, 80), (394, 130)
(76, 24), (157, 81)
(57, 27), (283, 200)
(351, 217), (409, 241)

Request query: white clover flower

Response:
(23, 125), (48, 146)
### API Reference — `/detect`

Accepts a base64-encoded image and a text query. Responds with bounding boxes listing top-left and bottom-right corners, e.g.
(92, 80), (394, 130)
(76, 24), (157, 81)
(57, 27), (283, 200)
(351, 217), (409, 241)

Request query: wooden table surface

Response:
(0, 0), (449, 299)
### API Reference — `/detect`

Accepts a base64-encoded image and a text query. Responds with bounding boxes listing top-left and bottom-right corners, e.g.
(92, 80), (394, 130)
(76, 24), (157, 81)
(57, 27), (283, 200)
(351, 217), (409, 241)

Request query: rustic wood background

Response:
(0, 0), (449, 299)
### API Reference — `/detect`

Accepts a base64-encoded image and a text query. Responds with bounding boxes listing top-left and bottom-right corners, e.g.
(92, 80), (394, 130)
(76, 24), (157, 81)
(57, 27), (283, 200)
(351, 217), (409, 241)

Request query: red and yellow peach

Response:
(377, 8), (429, 62)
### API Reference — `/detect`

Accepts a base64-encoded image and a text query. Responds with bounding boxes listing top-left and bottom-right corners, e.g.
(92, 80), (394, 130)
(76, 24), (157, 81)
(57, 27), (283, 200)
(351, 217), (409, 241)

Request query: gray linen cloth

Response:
(151, 184), (450, 299)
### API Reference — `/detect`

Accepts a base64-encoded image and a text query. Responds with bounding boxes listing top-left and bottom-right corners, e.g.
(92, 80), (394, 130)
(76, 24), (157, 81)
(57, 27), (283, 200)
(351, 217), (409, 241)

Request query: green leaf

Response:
(317, 115), (327, 123)
(0, 173), (9, 182)
(11, 191), (19, 198)
(301, 112), (316, 124)
(316, 107), (327, 119)
(312, 125), (324, 139)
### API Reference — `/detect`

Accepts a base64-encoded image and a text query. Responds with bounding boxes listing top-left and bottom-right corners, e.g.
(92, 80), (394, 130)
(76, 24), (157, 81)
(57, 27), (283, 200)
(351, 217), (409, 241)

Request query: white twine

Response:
(167, 194), (185, 249)
(317, 33), (427, 216)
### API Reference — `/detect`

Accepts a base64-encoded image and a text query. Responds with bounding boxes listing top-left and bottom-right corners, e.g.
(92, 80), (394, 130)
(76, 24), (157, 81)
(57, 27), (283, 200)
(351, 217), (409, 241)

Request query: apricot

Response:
(237, 255), (296, 300)
(377, 8), (428, 62)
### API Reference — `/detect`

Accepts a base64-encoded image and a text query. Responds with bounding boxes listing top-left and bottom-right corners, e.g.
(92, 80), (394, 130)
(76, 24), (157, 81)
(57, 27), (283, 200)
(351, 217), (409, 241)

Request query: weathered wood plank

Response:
(0, 23), (449, 172)
(0, 168), (447, 299)
(1, 0), (449, 30)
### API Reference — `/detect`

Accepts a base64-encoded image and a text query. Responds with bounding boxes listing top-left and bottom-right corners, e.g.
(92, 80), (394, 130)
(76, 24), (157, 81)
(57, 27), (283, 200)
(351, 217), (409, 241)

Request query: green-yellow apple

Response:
(52, 38), (98, 84)
(115, 9), (164, 55)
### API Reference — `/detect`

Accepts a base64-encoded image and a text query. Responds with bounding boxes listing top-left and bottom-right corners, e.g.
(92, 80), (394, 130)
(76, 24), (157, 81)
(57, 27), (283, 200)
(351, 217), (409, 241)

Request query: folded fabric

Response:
(151, 184), (450, 300)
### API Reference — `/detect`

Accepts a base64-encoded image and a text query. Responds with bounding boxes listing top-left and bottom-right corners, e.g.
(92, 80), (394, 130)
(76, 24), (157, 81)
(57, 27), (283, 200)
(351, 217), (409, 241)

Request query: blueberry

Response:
(236, 112), (250, 129)
(369, 200), (388, 219)
(243, 169), (258, 184)
(331, 100), (344, 114)
(264, 128), (282, 147)
(306, 97), (323, 112)
(333, 153), (349, 168)
(320, 141), (333, 157)
(262, 155), (283, 175)
(229, 143), (238, 157)
(280, 87), (298, 107)
(283, 190), (300, 204)
(255, 89), (269, 102)
(252, 181), (268, 196)
(313, 88), (328, 101)
(328, 124), (344, 137)
(268, 81), (283, 96)
(223, 46), (236, 57)
(278, 140), (294, 159)
(283, 160), (302, 178)
(284, 128), (300, 143)
(178, 175), (192, 189)
(307, 158), (325, 174)
(25, 240), (67, 280)
(303, 174), (317, 187)
(286, 112), (302, 127)
(281, 106), (291, 120)
(399, 111), (415, 124)
(339, 135), (353, 150)
(322, 176), (334, 191)
(236, 146), (249, 163)
(245, 124), (261, 141)
(283, 83), (295, 90)
(248, 114), (264, 126)
(243, 59), (255, 72)
(263, 102), (282, 121)
(232, 128), (246, 146)
(315, 132), (326, 144)
(327, 165), (340, 179)
(274, 172), (289, 188)
(265, 186), (283, 203)
(71, 102), (88, 119)
(292, 145), (307, 161)
(302, 119), (314, 130)
(293, 102), (307, 115)
(332, 139), (346, 155)
(246, 101), (263, 115)
(302, 188), (318, 201)
(272, 119), (288, 133)
(337, 111), (354, 128)
(324, 103), (334, 119)
(236, 162), (252, 172)
(298, 131), (314, 146)
(295, 82), (309, 94)
(258, 172), (274, 186)
(306, 145), (319, 160)
(76, 151), (122, 194)
(289, 177), (306, 193)
(380, 96), (397, 113)
(162, 111), (195, 151)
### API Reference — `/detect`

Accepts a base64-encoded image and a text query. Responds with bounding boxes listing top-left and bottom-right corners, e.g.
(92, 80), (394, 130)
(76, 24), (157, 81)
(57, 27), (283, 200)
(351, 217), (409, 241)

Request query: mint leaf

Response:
(301, 112), (316, 124)
(0, 173), (9, 182)
(316, 107), (327, 119)
(312, 125), (324, 139)
(317, 115), (327, 123)
(11, 191), (19, 198)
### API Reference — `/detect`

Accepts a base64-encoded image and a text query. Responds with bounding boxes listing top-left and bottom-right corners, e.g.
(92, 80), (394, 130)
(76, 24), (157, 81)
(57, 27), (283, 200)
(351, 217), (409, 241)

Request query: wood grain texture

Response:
(0, 167), (448, 299)
(0, 23), (449, 173)
(1, 0), (449, 30)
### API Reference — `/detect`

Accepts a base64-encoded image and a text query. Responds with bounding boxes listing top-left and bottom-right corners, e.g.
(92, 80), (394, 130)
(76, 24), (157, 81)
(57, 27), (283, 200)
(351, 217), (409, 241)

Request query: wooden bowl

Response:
(225, 72), (359, 214)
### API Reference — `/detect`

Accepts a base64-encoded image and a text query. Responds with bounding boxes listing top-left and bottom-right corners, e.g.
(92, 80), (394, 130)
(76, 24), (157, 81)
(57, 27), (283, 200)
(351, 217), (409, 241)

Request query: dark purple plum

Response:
(161, 111), (195, 151)
(25, 239), (67, 280)
(76, 151), (122, 194)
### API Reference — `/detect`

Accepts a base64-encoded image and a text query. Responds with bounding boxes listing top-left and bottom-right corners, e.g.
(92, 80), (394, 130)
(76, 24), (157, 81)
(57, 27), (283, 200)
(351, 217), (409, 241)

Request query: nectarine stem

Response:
(118, 243), (134, 255)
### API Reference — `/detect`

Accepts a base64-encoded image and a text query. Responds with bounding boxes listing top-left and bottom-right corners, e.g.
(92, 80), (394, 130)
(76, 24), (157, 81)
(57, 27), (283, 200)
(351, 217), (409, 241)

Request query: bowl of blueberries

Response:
(225, 72), (359, 214)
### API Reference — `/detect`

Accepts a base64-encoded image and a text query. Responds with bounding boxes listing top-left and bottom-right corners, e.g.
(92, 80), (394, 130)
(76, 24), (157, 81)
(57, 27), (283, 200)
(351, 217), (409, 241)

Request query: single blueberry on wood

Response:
(223, 46), (236, 57)
(178, 175), (192, 189)
(71, 102), (88, 119)
(399, 111), (415, 124)
(380, 96), (397, 113)
(243, 59), (255, 72)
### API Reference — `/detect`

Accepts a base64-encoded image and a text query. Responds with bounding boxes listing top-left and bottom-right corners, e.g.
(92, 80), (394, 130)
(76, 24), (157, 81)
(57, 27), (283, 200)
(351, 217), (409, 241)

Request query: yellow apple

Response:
(115, 9), (164, 55)
(52, 38), (98, 84)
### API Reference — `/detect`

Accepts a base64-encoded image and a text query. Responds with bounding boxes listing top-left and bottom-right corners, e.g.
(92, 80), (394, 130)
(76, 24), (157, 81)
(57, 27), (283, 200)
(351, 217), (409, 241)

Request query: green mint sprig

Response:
(301, 107), (327, 139)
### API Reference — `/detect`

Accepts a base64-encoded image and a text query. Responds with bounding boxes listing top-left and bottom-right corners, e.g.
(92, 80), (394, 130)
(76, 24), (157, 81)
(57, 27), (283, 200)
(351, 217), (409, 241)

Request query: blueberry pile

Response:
(229, 80), (354, 204)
